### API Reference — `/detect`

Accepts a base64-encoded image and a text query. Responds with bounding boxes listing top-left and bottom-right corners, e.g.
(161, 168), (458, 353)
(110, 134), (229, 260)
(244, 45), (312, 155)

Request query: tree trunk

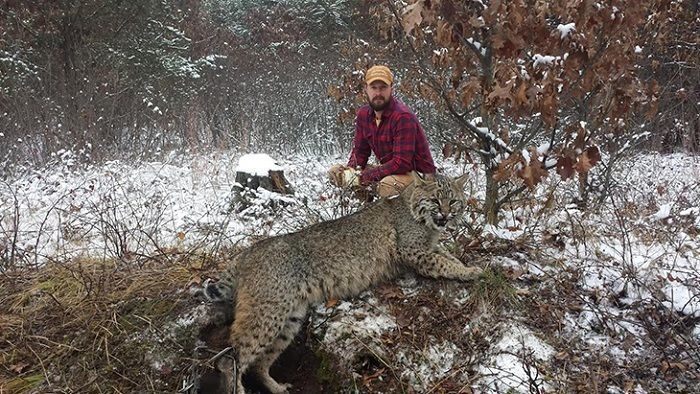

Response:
(484, 165), (500, 225)
(234, 170), (294, 195)
(578, 172), (589, 207)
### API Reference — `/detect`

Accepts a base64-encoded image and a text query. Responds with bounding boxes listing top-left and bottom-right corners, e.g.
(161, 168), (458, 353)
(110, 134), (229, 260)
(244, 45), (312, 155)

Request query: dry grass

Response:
(0, 252), (221, 393)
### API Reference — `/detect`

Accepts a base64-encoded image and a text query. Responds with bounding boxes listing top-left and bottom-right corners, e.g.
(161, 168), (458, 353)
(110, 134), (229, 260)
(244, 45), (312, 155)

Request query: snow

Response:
(557, 23), (576, 39)
(533, 54), (561, 67)
(236, 153), (282, 176)
(313, 295), (397, 361)
(651, 203), (673, 220)
(483, 224), (523, 240)
(536, 143), (550, 155)
(521, 148), (530, 164)
(478, 323), (555, 393)
(2, 150), (700, 392)
(397, 339), (460, 391)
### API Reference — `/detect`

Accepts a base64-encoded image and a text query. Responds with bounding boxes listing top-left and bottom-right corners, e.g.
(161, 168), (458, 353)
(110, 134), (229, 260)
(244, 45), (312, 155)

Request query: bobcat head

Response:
(409, 173), (469, 231)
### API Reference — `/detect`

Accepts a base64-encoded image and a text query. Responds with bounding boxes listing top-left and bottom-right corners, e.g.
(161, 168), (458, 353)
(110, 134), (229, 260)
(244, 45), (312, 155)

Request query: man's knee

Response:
(378, 173), (415, 197)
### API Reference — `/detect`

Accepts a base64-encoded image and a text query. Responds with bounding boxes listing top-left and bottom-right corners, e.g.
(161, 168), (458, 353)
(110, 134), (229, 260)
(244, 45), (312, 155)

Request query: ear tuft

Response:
(454, 173), (469, 189)
(412, 171), (429, 186)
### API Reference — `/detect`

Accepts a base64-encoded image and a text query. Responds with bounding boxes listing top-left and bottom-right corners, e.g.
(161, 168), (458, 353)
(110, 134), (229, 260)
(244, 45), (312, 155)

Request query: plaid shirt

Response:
(347, 97), (436, 184)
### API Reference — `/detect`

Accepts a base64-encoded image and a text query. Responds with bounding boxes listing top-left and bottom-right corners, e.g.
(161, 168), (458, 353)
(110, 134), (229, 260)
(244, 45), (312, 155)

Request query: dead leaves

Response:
(556, 156), (576, 180)
(402, 0), (445, 35)
(441, 142), (474, 163)
(573, 146), (601, 173)
(402, 1), (424, 35)
(495, 145), (601, 187)
(660, 360), (688, 374)
(556, 146), (601, 180)
(494, 148), (549, 188)
(376, 284), (404, 301)
(487, 81), (514, 105)
(324, 298), (339, 308)
(517, 155), (548, 188)
(361, 367), (387, 388)
(9, 362), (31, 374)
(460, 77), (482, 107)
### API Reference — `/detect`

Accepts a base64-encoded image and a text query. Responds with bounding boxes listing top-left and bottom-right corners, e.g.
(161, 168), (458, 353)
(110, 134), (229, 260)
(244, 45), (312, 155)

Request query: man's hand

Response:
(328, 164), (347, 187)
(328, 164), (361, 188)
(342, 168), (361, 187)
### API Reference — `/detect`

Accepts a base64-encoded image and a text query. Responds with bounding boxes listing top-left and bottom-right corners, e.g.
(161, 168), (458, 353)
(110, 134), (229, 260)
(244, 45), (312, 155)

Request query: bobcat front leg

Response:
(411, 248), (482, 281)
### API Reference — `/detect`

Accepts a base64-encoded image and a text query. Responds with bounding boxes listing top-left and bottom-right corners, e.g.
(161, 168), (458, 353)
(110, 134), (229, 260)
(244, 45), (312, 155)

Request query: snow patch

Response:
(650, 203), (672, 221)
(533, 54), (562, 67)
(236, 153), (282, 176)
(478, 323), (555, 393)
(313, 295), (397, 362)
(398, 339), (461, 391)
(557, 23), (576, 39)
(483, 224), (523, 240)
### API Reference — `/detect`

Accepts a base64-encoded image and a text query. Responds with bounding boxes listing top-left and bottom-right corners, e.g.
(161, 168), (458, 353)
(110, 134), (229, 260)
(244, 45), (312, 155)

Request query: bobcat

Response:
(203, 173), (482, 393)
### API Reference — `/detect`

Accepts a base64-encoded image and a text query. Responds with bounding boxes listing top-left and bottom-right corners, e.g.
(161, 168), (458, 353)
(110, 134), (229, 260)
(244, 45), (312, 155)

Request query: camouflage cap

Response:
(365, 65), (393, 85)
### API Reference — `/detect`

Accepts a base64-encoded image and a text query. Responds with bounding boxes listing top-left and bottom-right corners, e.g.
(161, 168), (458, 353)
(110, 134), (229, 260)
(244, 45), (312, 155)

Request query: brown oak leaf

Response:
(585, 146), (601, 166)
(556, 156), (576, 180)
(402, 1), (423, 35)
(460, 77), (481, 107)
(442, 143), (454, 158)
(487, 82), (513, 105)
(493, 153), (522, 182)
(514, 82), (529, 107)
(517, 153), (548, 188)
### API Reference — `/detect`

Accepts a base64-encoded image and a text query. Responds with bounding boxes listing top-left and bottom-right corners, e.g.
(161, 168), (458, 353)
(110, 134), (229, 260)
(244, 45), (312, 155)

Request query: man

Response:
(329, 65), (436, 197)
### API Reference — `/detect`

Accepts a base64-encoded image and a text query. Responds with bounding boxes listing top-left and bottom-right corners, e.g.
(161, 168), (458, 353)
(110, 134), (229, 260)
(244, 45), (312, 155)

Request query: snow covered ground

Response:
(1, 150), (699, 392)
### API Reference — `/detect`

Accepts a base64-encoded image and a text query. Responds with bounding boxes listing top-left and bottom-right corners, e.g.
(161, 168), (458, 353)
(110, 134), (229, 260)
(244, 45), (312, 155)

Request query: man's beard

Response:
(369, 96), (390, 111)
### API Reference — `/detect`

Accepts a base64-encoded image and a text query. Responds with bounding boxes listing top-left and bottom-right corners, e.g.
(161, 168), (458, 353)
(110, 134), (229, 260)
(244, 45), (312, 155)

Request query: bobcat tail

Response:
(203, 278), (237, 303)
(192, 278), (238, 327)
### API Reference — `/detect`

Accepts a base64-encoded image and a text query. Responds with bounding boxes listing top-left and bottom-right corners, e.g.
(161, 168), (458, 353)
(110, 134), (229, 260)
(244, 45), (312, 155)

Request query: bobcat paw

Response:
(269, 382), (291, 394)
(464, 266), (483, 280)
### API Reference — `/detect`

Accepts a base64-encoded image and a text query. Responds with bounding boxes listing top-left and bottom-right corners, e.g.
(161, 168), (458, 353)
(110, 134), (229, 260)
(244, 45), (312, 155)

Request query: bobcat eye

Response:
(449, 199), (462, 208)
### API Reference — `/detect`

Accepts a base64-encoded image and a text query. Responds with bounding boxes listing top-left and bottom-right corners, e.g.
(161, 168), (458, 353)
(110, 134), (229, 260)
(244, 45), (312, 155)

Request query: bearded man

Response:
(329, 65), (437, 198)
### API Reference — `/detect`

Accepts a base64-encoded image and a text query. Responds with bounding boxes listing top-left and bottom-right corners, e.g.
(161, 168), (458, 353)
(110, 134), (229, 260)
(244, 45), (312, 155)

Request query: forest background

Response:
(2, 0), (697, 173)
(2, 1), (700, 392)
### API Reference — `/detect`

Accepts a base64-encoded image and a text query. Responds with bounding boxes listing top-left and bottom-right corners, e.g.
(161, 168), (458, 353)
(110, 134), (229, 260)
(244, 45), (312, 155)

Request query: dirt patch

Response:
(196, 324), (334, 393)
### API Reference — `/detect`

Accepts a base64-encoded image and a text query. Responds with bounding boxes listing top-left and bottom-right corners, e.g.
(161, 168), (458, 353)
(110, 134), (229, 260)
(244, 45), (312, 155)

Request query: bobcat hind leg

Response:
(220, 296), (291, 394)
(252, 303), (308, 394)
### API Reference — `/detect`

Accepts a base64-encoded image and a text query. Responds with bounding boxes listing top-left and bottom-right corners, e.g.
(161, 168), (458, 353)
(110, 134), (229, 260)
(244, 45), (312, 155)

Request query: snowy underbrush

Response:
(0, 151), (351, 270)
(1, 150), (699, 392)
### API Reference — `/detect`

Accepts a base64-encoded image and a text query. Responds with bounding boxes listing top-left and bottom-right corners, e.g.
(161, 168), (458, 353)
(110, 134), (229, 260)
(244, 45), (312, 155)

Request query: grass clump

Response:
(0, 253), (214, 393)
(470, 266), (519, 309)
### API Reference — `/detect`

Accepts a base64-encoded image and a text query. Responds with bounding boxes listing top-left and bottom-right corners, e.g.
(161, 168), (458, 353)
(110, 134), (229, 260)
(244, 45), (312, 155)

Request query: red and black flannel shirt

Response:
(347, 97), (436, 184)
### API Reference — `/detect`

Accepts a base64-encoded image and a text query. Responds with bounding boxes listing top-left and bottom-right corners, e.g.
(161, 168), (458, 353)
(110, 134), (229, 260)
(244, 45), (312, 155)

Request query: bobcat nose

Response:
(434, 213), (448, 227)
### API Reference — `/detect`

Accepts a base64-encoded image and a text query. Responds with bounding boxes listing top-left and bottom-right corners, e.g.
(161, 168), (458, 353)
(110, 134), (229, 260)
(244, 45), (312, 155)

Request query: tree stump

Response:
(234, 170), (294, 195)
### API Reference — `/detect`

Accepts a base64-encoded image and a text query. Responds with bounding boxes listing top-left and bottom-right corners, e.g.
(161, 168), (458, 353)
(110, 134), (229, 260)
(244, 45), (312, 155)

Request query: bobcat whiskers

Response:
(410, 173), (468, 230)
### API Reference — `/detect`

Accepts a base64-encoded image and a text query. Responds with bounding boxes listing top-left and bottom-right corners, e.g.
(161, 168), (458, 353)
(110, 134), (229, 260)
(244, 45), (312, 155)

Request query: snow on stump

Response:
(233, 153), (294, 195)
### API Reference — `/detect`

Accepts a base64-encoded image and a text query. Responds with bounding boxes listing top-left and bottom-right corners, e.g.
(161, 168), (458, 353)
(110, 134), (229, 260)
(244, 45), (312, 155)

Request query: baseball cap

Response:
(365, 65), (393, 85)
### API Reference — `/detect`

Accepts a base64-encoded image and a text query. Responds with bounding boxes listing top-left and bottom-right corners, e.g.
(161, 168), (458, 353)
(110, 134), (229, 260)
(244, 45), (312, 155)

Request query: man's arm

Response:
(361, 114), (418, 183)
(347, 113), (371, 169)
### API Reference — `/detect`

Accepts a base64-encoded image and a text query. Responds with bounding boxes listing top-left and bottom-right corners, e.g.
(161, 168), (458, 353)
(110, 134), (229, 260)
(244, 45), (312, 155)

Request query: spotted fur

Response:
(206, 173), (481, 394)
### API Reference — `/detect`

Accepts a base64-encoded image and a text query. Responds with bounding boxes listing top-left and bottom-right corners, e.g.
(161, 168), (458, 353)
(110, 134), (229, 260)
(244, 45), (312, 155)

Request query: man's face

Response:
(365, 81), (392, 111)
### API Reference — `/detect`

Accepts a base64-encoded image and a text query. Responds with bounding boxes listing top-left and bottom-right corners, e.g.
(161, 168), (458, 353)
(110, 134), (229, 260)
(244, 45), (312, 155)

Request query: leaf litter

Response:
(1, 151), (699, 392)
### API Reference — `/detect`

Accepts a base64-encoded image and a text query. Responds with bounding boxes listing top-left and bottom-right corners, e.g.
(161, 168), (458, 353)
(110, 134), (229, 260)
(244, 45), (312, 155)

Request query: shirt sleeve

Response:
(361, 113), (417, 183)
(347, 113), (371, 169)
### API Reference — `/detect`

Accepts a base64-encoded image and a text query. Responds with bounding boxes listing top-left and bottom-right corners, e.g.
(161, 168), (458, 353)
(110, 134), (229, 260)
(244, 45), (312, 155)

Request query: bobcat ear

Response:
(454, 173), (469, 189)
(412, 171), (430, 186)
